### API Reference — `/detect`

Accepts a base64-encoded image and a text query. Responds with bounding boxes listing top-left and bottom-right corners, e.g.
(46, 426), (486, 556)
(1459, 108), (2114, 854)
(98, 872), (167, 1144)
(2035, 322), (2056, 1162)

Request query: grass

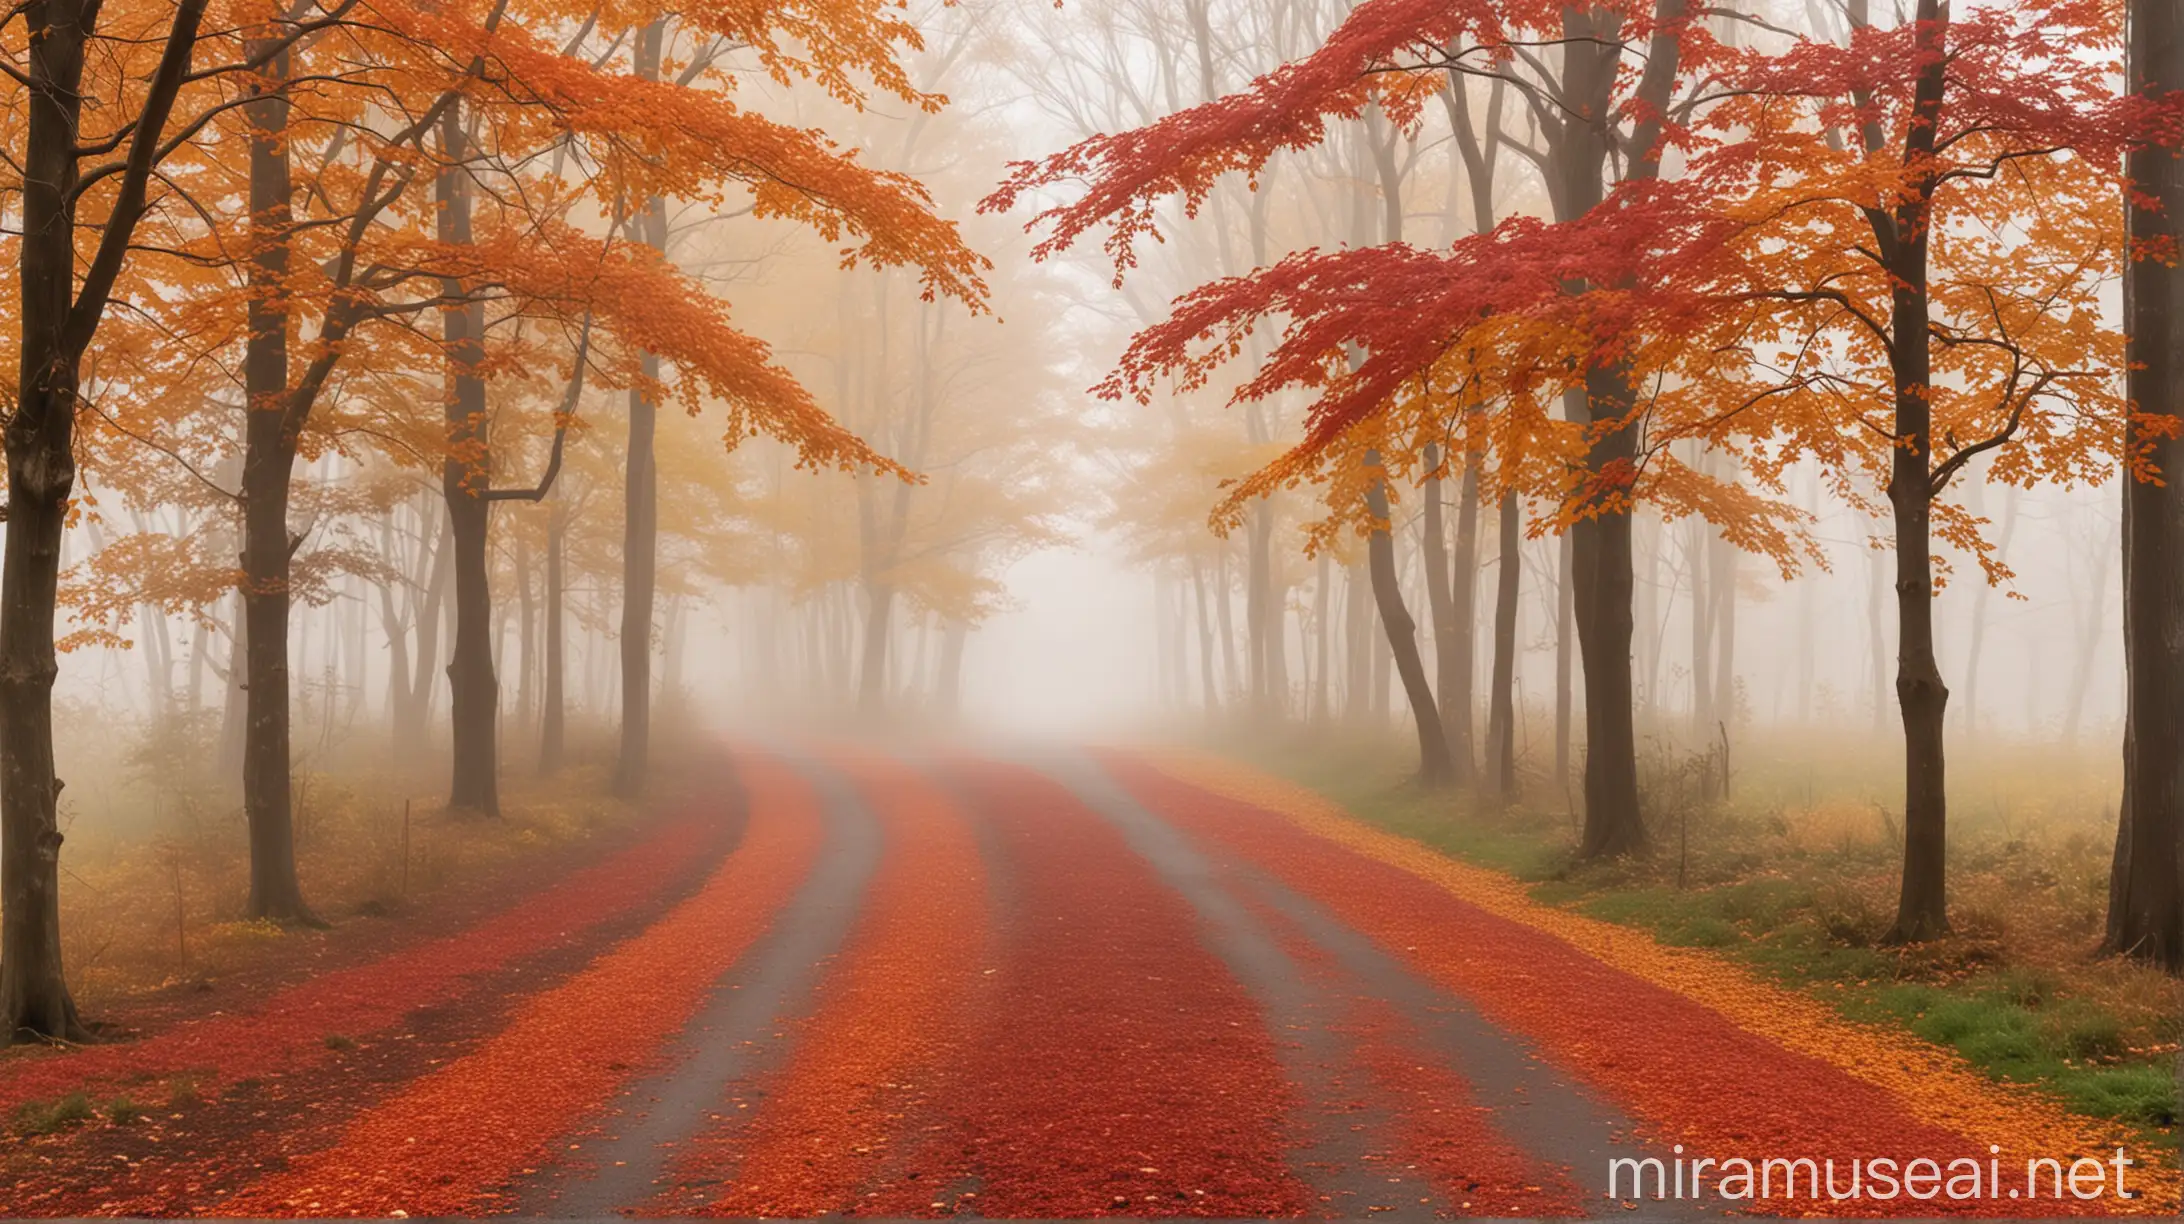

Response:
(13, 1091), (157, 1137)
(13, 1092), (95, 1137)
(1221, 720), (2184, 1137)
(39, 704), (669, 1013)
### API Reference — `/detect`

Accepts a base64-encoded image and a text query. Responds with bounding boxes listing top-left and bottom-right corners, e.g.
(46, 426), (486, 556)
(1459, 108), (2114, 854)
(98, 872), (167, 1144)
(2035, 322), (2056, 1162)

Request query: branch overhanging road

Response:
(0, 743), (2168, 1220)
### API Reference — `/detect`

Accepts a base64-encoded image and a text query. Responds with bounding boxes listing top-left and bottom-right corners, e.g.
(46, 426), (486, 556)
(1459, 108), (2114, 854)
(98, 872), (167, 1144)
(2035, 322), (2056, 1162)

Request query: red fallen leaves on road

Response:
(1238, 888), (1589, 1217)
(0, 814), (719, 1122)
(905, 759), (1312, 1219)
(217, 754), (827, 1218)
(1106, 759), (2102, 1220)
(661, 752), (989, 1217)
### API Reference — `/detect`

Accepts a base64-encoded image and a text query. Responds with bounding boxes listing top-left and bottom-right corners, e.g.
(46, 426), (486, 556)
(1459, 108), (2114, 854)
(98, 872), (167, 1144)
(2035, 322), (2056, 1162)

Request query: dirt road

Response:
(0, 745), (2167, 1218)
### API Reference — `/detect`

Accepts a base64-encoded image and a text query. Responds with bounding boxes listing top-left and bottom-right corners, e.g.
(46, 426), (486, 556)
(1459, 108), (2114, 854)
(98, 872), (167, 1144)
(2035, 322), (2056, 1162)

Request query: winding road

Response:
(0, 745), (2168, 1218)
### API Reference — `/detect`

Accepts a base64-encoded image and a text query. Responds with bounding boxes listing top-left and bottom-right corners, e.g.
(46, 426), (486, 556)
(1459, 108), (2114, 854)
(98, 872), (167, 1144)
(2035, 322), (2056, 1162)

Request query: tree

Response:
(0, 0), (282, 1043)
(395, 1), (991, 809)
(986, 0), (1715, 826)
(2110, 0), (2184, 972)
(1700, 0), (2167, 940)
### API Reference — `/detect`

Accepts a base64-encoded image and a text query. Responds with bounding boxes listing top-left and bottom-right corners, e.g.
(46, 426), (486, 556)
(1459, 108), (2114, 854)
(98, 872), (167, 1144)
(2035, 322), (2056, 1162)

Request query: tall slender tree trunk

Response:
(1422, 446), (1472, 785)
(1449, 463), (1482, 771)
(936, 620), (968, 715)
(1487, 487), (1522, 802)
(1215, 548), (1240, 701)
(614, 24), (667, 796)
(515, 533), (536, 733)
(1868, 515), (1890, 733)
(1634, 512), (1660, 715)
(1555, 531), (1573, 795)
(2, 0), (207, 1042)
(1712, 535), (1736, 731)
(1690, 504), (1715, 734)
(1343, 559), (1371, 725)
(0, 0), (91, 1042)
(859, 584), (896, 714)
(1311, 551), (1332, 723)
(1245, 493), (1288, 720)
(219, 587), (248, 775)
(1364, 456), (1452, 786)
(539, 502), (567, 775)
(1570, 371), (1645, 856)
(238, 31), (315, 919)
(399, 508), (451, 751)
(1549, 1), (1684, 858)
(1190, 558), (1219, 716)
(439, 104), (499, 817)
(2107, 0), (2184, 971)
(1882, 0), (1950, 942)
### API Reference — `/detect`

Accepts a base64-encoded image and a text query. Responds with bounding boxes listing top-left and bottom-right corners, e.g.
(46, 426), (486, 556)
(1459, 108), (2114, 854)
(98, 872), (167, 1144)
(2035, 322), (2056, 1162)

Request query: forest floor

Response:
(0, 740), (2175, 1218)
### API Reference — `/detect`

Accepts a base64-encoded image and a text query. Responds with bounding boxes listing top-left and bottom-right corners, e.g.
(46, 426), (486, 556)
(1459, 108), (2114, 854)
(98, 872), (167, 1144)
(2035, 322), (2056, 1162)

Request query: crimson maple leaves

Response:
(991, 0), (2180, 943)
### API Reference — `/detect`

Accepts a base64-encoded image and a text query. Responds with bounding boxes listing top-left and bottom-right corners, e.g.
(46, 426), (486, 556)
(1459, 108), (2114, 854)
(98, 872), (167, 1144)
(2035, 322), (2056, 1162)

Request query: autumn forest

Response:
(0, 0), (2181, 1217)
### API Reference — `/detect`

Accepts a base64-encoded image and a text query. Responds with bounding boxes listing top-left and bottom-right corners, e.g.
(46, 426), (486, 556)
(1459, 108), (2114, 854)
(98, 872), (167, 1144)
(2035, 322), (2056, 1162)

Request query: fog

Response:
(34, 0), (2139, 791)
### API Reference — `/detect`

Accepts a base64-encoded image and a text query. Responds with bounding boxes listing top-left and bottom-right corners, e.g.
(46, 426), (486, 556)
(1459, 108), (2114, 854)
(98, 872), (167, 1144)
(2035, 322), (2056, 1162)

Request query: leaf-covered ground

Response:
(0, 744), (2171, 1218)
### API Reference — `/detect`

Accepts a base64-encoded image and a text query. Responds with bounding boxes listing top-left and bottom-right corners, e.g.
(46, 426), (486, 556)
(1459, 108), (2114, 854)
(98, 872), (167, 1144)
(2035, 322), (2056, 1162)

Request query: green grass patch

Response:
(1225, 733), (2181, 1133)
(14, 1092), (94, 1137)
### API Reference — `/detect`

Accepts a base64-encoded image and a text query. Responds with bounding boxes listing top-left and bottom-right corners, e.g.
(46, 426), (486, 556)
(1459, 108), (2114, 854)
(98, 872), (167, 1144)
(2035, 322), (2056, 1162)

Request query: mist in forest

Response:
(28, 0), (2138, 828)
(2, 0), (2177, 1086)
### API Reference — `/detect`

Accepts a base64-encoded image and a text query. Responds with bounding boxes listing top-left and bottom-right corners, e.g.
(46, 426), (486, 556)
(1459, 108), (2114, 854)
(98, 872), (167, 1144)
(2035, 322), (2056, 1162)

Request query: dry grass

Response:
(50, 706), (647, 1014)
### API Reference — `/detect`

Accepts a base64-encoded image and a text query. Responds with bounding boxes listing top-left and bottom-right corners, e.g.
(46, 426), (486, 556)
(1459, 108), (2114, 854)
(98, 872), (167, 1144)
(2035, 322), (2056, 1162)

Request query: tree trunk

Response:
(4, 0), (209, 1042)
(1711, 527), (1737, 730)
(1548, 2), (1682, 858)
(1883, 0), (1951, 944)
(1487, 487), (1522, 802)
(1448, 461), (1482, 773)
(2107, 0), (2184, 971)
(516, 532), (536, 733)
(1344, 559), (1371, 725)
(1364, 455), (1452, 786)
(1555, 531), (1573, 794)
(1216, 548), (1240, 702)
(1311, 551), (1332, 723)
(613, 22), (667, 796)
(1570, 374), (1646, 857)
(859, 583), (895, 714)
(936, 620), (968, 715)
(1422, 446), (1473, 785)
(398, 504), (451, 752)
(1249, 502), (1275, 721)
(1190, 558), (1219, 716)
(539, 501), (567, 775)
(219, 587), (248, 775)
(1690, 501), (1715, 734)
(439, 103), (499, 817)
(238, 31), (316, 919)
(0, 77), (83, 1035)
